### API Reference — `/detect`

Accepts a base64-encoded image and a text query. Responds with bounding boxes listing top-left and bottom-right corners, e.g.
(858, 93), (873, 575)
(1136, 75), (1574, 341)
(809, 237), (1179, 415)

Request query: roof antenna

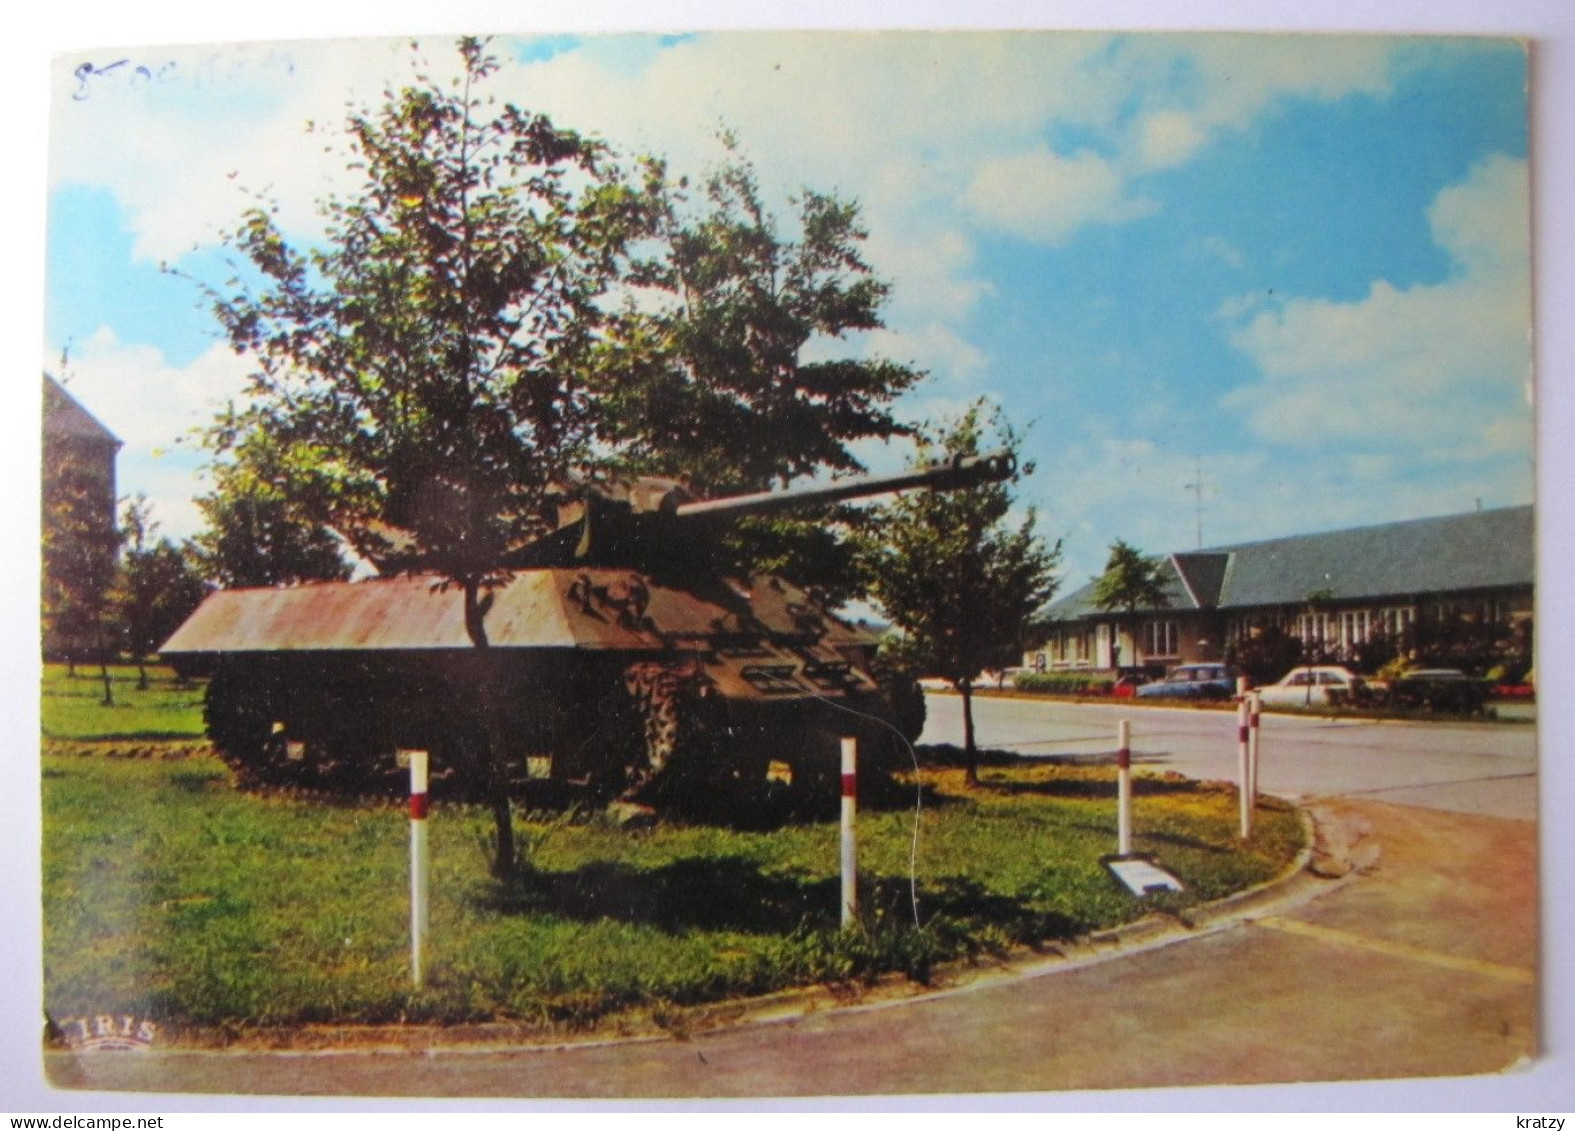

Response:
(1184, 457), (1207, 549)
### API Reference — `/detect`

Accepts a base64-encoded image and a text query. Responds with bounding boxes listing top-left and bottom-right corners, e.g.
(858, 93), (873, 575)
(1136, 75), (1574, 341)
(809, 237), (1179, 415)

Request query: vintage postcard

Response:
(25, 22), (1558, 1112)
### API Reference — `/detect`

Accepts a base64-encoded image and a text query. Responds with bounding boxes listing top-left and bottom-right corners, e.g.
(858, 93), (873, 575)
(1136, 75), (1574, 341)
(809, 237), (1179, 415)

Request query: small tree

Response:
(1090, 540), (1171, 672)
(859, 407), (1061, 785)
(193, 433), (352, 588)
(42, 448), (121, 703)
(118, 496), (212, 689)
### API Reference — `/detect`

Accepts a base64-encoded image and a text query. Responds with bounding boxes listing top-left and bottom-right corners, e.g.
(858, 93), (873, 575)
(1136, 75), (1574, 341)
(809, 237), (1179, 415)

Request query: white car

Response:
(1257, 665), (1369, 707)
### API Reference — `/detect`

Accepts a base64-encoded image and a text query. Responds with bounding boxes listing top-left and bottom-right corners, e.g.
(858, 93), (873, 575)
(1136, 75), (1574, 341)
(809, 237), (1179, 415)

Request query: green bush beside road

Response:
(1011, 671), (1116, 696)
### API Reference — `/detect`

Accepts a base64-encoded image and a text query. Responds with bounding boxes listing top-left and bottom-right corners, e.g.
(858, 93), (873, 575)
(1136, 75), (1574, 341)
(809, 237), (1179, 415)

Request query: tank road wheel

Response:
(205, 668), (291, 787)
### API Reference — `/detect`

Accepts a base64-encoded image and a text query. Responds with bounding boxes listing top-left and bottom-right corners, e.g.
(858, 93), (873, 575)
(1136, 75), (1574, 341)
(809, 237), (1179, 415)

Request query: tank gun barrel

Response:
(671, 449), (1016, 521)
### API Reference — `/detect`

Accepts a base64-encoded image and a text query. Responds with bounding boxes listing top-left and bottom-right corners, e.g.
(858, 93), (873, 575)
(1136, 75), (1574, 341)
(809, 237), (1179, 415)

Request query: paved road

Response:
(920, 693), (1538, 821)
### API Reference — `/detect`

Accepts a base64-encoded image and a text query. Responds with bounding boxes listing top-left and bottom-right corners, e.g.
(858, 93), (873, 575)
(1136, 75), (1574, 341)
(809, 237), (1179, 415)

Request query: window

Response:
(1144, 620), (1179, 658)
(1339, 609), (1372, 650)
(1380, 606), (1416, 636)
(1295, 612), (1334, 645)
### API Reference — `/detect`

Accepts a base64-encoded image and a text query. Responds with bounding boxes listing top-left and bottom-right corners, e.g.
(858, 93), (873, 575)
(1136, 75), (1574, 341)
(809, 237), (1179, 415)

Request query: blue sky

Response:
(43, 31), (1534, 588)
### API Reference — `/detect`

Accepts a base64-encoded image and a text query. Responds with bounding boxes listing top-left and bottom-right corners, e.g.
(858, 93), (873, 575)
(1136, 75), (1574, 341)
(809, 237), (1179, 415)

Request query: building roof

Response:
(43, 374), (121, 447)
(1047, 505), (1534, 621)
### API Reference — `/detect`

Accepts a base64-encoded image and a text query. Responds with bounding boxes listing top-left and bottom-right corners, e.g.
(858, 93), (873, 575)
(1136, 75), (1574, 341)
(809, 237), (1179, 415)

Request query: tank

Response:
(160, 451), (1015, 807)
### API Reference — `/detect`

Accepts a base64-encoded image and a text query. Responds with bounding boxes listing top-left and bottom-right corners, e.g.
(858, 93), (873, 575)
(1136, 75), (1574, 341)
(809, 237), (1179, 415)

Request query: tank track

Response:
(204, 669), (406, 796)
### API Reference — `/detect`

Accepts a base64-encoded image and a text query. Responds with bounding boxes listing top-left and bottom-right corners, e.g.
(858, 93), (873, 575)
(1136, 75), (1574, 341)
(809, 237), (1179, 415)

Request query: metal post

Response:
(406, 749), (431, 988)
(1236, 698), (1252, 839)
(840, 737), (857, 927)
(1117, 719), (1133, 856)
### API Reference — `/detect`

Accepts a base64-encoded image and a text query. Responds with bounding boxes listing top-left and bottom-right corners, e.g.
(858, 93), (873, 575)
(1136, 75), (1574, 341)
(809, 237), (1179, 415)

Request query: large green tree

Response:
(858, 407), (1062, 784)
(193, 42), (929, 863)
(597, 138), (922, 606)
(197, 38), (663, 874)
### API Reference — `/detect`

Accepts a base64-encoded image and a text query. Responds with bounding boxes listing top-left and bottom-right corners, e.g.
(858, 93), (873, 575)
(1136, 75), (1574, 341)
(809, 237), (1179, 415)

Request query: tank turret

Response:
(162, 451), (1016, 810)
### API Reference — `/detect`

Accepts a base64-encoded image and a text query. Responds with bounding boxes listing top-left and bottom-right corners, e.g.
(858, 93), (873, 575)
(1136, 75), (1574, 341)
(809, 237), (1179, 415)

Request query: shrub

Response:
(1011, 671), (1114, 696)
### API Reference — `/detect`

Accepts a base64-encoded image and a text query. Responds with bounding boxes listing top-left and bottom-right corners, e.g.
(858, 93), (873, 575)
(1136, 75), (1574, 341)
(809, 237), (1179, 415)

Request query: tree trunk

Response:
(96, 626), (114, 706)
(136, 656), (149, 691)
(463, 579), (518, 879)
(960, 679), (978, 786)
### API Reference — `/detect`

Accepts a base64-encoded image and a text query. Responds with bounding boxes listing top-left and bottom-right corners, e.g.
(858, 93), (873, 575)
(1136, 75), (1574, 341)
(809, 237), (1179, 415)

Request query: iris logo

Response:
(55, 1014), (158, 1052)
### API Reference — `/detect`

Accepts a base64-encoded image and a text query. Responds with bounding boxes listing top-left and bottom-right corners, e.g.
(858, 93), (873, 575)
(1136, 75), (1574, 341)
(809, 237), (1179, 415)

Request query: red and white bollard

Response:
(841, 737), (858, 927)
(406, 749), (431, 988)
(1116, 719), (1133, 856)
(1248, 690), (1262, 803)
(1236, 697), (1253, 839)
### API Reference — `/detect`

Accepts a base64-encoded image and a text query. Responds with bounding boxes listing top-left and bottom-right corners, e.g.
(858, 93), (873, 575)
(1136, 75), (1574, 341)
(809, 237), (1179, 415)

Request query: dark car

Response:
(1388, 668), (1491, 714)
(1135, 663), (1236, 700)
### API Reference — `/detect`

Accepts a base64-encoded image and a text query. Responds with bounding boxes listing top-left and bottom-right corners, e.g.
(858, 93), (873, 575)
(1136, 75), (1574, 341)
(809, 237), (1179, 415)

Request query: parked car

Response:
(1111, 672), (1153, 698)
(1257, 665), (1370, 708)
(1388, 668), (1492, 714)
(1136, 663), (1236, 700)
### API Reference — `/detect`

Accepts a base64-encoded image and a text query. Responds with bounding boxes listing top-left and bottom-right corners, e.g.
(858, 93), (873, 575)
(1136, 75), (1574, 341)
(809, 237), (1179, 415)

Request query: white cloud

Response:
(1220, 154), (1531, 461)
(51, 39), (440, 260)
(1136, 109), (1207, 170)
(864, 325), (988, 385)
(961, 147), (1158, 245)
(43, 32), (1438, 549)
(55, 329), (253, 538)
(64, 327), (252, 452)
(1194, 235), (1246, 270)
(52, 32), (1406, 293)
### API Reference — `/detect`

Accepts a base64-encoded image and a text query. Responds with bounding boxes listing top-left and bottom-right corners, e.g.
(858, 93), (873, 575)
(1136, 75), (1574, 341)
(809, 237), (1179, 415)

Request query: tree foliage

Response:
(201, 37), (663, 603)
(192, 434), (352, 587)
(188, 40), (937, 859)
(600, 135), (920, 490)
(42, 437), (121, 700)
(858, 406), (1062, 780)
(597, 137), (923, 604)
(117, 496), (211, 686)
(195, 38), (667, 874)
(1090, 538), (1171, 670)
(1090, 539), (1171, 617)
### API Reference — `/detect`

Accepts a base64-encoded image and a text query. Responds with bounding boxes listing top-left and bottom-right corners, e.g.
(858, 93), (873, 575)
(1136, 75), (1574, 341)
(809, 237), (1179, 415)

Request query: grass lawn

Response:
(39, 664), (1306, 1041)
(42, 663), (206, 742)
